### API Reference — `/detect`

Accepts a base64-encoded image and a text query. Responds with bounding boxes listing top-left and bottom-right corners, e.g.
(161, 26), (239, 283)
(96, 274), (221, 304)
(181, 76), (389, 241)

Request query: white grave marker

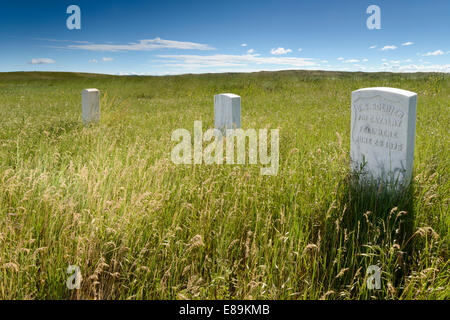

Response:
(350, 87), (417, 186)
(82, 89), (100, 124)
(214, 93), (241, 133)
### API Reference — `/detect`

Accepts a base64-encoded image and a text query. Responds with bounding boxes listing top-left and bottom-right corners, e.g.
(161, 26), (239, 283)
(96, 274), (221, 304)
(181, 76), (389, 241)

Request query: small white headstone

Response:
(350, 87), (417, 186)
(82, 89), (100, 124)
(214, 93), (241, 133)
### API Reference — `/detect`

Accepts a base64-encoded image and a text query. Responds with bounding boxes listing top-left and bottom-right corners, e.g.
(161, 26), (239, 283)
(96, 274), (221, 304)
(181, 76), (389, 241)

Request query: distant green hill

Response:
(0, 69), (448, 82)
(0, 71), (116, 82)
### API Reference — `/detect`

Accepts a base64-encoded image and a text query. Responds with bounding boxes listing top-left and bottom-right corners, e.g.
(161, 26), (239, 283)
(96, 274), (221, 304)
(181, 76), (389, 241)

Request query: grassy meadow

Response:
(0, 70), (448, 299)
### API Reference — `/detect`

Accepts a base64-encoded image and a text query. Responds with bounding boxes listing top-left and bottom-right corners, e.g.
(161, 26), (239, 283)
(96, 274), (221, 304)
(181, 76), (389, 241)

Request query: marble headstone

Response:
(82, 89), (100, 124)
(214, 93), (241, 133)
(350, 87), (417, 186)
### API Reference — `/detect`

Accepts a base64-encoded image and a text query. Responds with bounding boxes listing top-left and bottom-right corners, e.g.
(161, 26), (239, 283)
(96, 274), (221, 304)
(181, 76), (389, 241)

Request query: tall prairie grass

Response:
(0, 71), (448, 299)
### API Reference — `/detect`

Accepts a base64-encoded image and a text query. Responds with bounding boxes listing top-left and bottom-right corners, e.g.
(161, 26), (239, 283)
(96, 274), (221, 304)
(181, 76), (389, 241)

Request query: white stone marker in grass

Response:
(350, 87), (418, 186)
(82, 88), (100, 124)
(214, 93), (241, 133)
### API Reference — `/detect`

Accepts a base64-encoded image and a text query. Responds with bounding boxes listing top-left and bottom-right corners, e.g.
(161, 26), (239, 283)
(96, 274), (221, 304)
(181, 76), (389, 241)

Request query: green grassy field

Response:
(0, 70), (448, 300)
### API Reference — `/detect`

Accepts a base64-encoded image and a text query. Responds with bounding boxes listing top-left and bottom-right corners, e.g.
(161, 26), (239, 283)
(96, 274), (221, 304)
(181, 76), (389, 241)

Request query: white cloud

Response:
(298, 48), (303, 52)
(397, 64), (450, 72)
(247, 49), (255, 54)
(422, 50), (445, 56)
(156, 53), (317, 69)
(362, 58), (369, 62)
(321, 60), (328, 63)
(372, 60), (450, 73)
(102, 57), (114, 62)
(402, 42), (414, 46)
(89, 59), (98, 63)
(369, 45), (377, 49)
(343, 59), (360, 63)
(270, 47), (292, 55)
(35, 38), (91, 44)
(241, 43), (248, 47)
(337, 57), (345, 61)
(67, 37), (214, 52)
(381, 45), (398, 51)
(29, 58), (55, 64)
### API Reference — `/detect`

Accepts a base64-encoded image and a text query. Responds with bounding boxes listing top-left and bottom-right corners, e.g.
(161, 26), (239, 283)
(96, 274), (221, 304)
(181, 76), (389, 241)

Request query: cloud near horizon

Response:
(270, 47), (292, 55)
(381, 45), (398, 51)
(66, 37), (215, 52)
(422, 50), (445, 56)
(343, 59), (359, 63)
(29, 58), (55, 64)
(156, 53), (317, 69)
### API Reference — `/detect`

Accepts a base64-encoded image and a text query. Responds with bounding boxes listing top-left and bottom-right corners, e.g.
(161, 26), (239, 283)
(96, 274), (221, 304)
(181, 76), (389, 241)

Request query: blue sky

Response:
(1, 0), (449, 74)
